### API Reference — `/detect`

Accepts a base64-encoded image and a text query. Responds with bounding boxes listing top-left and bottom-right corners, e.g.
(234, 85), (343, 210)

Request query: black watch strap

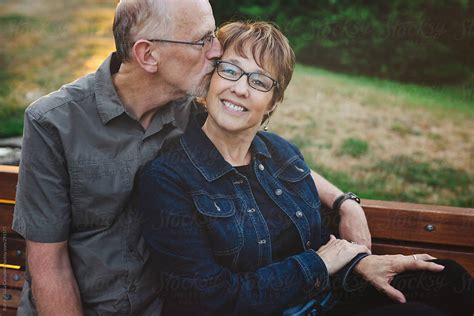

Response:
(332, 192), (361, 211)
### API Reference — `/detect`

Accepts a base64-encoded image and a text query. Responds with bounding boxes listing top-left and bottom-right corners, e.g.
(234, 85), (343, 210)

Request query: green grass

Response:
(306, 155), (473, 207)
(296, 64), (474, 117)
(339, 138), (369, 157)
(0, 106), (24, 138)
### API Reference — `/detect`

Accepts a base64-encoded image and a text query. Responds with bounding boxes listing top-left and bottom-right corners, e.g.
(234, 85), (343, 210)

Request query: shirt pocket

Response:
(192, 193), (244, 256)
(69, 160), (133, 231)
(276, 157), (321, 210)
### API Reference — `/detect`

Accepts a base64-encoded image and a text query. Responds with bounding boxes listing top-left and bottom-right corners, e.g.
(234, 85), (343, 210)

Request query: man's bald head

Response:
(113, 0), (212, 62)
(113, 0), (168, 61)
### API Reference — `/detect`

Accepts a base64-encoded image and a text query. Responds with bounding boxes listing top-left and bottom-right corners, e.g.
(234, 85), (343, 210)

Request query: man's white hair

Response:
(113, 0), (173, 61)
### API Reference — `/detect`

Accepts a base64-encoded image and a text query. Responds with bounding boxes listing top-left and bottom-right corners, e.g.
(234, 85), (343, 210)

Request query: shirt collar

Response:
(94, 52), (126, 125)
(181, 112), (272, 182)
(143, 97), (193, 139)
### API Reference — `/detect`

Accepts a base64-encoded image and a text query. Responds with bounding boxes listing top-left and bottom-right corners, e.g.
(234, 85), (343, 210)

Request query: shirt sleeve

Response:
(12, 109), (71, 242)
(140, 162), (329, 316)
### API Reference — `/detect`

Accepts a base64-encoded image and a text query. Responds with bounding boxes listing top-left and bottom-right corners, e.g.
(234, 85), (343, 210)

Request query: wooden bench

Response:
(0, 165), (473, 314)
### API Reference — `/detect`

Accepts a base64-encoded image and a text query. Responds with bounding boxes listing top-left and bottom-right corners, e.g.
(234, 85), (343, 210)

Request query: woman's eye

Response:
(223, 68), (238, 76)
(251, 79), (266, 87)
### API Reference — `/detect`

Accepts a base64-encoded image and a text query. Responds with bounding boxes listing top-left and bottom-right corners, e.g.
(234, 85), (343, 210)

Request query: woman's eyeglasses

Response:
(215, 60), (279, 92)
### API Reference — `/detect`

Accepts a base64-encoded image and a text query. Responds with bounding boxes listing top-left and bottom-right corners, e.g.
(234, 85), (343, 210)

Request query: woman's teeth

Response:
(223, 100), (245, 112)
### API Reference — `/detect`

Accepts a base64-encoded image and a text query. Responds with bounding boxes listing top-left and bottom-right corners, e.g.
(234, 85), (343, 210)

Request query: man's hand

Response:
(354, 254), (445, 303)
(338, 200), (372, 250)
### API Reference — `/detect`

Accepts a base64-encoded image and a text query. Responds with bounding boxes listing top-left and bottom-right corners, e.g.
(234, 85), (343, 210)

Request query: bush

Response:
(212, 0), (474, 84)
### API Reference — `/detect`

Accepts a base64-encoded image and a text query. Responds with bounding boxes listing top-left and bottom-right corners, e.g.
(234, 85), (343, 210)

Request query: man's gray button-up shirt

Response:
(12, 53), (193, 315)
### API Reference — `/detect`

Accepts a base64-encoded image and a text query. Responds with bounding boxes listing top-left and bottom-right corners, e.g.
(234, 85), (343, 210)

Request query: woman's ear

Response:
(132, 40), (159, 73)
(267, 103), (278, 115)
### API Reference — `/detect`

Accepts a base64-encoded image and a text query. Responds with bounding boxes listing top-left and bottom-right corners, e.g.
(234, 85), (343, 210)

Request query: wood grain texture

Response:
(0, 166), (18, 201)
(362, 199), (474, 248)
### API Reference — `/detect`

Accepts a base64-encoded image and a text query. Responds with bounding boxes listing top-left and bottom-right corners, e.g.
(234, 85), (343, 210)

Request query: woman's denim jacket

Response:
(140, 113), (367, 316)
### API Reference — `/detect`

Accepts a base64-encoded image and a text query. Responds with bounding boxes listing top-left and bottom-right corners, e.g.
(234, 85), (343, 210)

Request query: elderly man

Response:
(12, 0), (370, 315)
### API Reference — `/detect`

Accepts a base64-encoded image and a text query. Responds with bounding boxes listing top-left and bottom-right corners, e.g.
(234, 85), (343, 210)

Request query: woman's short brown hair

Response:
(217, 21), (295, 105)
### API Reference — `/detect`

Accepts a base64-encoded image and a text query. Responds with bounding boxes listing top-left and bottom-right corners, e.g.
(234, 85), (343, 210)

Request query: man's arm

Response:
(311, 170), (371, 249)
(27, 240), (83, 316)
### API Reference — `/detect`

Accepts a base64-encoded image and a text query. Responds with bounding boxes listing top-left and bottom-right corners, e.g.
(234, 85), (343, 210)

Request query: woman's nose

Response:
(230, 75), (250, 97)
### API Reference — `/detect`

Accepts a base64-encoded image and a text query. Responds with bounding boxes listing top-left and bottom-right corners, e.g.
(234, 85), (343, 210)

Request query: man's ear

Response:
(132, 40), (159, 73)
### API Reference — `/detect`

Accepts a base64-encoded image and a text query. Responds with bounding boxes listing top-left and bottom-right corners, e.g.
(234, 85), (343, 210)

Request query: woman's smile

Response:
(221, 99), (248, 115)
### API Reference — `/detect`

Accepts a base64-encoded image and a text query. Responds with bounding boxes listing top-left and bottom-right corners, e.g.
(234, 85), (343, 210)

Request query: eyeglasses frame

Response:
(146, 27), (218, 49)
(215, 60), (279, 92)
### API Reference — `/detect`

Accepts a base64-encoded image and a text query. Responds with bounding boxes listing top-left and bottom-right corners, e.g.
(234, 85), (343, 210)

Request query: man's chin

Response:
(187, 78), (211, 98)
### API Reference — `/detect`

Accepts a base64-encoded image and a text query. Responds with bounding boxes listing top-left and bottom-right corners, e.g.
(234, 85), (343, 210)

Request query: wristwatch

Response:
(332, 192), (361, 211)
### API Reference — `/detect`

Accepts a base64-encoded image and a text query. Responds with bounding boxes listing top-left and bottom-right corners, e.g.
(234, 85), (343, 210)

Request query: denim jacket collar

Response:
(181, 112), (272, 182)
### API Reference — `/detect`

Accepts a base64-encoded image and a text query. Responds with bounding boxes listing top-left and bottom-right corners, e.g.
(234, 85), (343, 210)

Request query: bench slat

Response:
(0, 204), (19, 236)
(4, 269), (25, 289)
(363, 199), (474, 248)
(0, 166), (19, 201)
(1, 238), (26, 267)
(1, 288), (21, 310)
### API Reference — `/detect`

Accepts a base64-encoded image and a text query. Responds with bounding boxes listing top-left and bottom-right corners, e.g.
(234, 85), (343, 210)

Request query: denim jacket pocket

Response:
(193, 193), (244, 255)
(276, 157), (320, 209)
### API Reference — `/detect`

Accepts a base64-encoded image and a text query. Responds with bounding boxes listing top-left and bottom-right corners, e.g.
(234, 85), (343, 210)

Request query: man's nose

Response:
(206, 37), (223, 60)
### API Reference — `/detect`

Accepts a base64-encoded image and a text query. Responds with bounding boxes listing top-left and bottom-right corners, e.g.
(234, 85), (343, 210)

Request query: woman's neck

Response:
(201, 117), (258, 167)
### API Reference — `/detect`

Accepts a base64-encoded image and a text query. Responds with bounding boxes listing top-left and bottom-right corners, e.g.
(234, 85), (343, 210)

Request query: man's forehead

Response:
(171, 0), (215, 36)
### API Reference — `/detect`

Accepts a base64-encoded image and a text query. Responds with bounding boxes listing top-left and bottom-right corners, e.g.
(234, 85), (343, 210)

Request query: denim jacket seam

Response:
(272, 154), (301, 178)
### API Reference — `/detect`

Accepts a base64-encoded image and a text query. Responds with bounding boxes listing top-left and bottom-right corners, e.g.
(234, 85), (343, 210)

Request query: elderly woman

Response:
(139, 22), (473, 316)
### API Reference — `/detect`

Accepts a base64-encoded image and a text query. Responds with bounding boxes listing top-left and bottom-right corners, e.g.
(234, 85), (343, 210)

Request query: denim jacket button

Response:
(306, 240), (311, 248)
(248, 208), (256, 213)
(258, 164), (265, 171)
(314, 279), (321, 288)
(295, 211), (303, 218)
(258, 239), (267, 244)
(275, 188), (283, 196)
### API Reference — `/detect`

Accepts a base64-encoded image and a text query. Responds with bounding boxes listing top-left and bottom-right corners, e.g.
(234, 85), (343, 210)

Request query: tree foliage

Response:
(211, 0), (474, 84)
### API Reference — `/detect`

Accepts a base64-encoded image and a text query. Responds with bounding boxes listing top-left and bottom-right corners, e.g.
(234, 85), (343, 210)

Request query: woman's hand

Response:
(354, 254), (445, 303)
(316, 235), (371, 275)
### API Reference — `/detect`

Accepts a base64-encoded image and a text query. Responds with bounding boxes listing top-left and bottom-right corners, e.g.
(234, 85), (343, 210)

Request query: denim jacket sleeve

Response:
(140, 162), (329, 316)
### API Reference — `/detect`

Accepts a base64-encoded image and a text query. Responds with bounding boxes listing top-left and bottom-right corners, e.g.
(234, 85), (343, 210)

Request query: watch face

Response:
(348, 192), (361, 203)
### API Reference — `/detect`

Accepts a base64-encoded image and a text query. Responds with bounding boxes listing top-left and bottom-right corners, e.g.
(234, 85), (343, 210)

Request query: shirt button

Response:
(314, 279), (321, 288)
(295, 211), (303, 218)
(275, 189), (283, 196)
(306, 241), (311, 248)
(258, 164), (265, 171)
(247, 208), (256, 213)
(129, 284), (136, 292)
(258, 239), (267, 244)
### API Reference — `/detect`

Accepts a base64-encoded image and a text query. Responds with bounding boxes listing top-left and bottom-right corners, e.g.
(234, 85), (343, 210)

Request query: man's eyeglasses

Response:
(147, 28), (218, 50)
(215, 60), (279, 92)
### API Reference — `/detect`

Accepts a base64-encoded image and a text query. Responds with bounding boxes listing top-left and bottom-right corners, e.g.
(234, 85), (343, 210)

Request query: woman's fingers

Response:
(415, 260), (445, 272)
(414, 253), (437, 261)
(380, 283), (407, 303)
(399, 256), (445, 273)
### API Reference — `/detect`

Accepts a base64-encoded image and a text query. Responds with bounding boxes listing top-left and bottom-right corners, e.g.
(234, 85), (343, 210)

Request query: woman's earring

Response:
(263, 114), (271, 131)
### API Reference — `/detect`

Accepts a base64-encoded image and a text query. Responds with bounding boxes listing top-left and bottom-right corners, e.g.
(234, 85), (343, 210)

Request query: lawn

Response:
(0, 0), (472, 207)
